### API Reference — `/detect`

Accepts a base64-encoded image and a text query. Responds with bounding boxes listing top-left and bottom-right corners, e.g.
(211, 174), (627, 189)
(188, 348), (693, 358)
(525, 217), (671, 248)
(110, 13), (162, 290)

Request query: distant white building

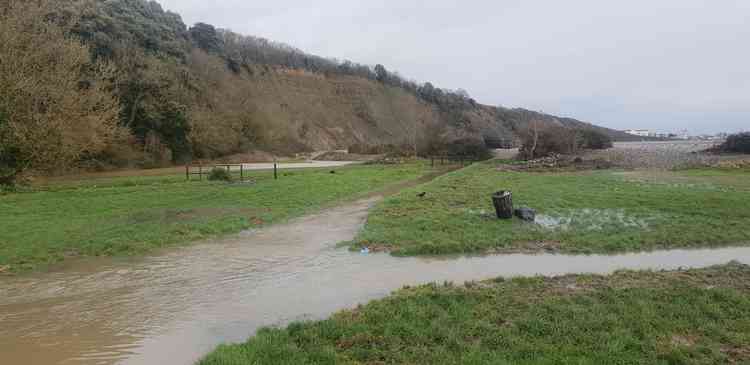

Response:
(625, 129), (655, 137)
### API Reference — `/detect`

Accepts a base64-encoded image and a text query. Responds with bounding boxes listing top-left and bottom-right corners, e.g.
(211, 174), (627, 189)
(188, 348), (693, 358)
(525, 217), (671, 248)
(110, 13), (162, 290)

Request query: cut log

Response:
(492, 191), (513, 219)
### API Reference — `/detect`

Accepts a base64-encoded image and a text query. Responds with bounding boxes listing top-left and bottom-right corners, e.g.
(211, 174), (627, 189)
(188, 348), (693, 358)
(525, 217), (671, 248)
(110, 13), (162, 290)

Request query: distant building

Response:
(625, 129), (654, 137)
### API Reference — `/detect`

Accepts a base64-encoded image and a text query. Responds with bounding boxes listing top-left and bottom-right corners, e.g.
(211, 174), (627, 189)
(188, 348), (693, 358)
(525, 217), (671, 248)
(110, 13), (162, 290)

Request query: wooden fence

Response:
(186, 164), (249, 181)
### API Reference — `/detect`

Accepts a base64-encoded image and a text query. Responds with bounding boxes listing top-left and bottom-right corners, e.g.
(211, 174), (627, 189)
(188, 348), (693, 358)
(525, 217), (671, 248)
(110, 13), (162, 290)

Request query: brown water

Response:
(2, 198), (750, 365)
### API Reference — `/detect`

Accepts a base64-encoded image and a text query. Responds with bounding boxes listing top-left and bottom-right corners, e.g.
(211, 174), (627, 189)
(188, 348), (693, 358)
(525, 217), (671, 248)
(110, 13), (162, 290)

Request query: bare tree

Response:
(406, 118), (422, 157)
(563, 127), (581, 155)
(526, 120), (541, 160)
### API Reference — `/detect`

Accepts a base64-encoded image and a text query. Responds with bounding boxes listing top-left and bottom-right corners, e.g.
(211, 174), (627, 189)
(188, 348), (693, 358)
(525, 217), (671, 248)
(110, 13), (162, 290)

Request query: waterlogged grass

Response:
(200, 263), (750, 365)
(0, 163), (432, 272)
(354, 161), (750, 255)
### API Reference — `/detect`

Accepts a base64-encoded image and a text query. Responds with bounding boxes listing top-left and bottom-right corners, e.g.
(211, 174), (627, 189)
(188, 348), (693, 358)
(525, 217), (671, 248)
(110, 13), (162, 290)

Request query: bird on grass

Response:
(417, 192), (427, 198)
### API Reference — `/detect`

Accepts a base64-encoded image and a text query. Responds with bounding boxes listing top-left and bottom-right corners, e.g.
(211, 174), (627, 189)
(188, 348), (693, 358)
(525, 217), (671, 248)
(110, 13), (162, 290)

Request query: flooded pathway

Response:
(2, 198), (750, 364)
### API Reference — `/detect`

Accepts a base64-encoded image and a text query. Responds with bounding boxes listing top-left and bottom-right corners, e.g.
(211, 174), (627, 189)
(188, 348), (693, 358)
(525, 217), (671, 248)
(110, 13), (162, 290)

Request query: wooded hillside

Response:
(0, 0), (635, 182)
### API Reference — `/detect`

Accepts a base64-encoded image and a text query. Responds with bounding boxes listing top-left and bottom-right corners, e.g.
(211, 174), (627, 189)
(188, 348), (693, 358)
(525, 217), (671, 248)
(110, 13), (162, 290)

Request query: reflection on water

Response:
(2, 198), (749, 365)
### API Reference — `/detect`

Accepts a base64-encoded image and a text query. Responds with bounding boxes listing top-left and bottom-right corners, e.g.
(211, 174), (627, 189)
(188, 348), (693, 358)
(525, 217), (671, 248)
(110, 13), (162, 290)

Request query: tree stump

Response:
(492, 191), (513, 219)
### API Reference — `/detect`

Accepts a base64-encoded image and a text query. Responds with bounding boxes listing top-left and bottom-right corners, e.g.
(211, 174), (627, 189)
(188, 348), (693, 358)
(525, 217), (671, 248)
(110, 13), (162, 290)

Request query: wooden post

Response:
(274, 162), (278, 180)
(492, 191), (513, 219)
(186, 165), (189, 181)
(199, 165), (203, 181)
(240, 164), (244, 181)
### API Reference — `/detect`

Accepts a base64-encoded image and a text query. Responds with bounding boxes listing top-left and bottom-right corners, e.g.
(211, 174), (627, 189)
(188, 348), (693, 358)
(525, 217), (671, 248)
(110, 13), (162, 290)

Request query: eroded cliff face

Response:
(194, 65), (635, 154)
(245, 68), (440, 150)
(192, 65), (516, 153)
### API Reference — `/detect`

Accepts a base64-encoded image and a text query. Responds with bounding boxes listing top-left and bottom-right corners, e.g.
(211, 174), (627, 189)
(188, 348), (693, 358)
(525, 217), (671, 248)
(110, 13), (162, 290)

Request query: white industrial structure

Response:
(625, 129), (655, 137)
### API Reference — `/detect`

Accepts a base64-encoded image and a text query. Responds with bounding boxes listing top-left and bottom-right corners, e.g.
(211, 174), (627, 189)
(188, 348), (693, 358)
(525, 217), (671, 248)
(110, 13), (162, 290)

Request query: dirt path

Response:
(2, 191), (750, 364)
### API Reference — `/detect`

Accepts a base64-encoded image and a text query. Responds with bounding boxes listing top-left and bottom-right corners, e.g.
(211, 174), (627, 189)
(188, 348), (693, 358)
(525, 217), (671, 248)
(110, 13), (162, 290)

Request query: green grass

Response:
(354, 161), (750, 255)
(0, 162), (433, 272)
(199, 263), (750, 365)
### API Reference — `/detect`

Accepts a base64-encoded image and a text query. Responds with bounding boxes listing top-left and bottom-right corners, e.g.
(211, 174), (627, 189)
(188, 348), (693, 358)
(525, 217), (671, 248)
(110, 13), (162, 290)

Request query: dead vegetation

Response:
(583, 141), (736, 170)
(507, 140), (746, 172)
(498, 154), (614, 172)
(517, 121), (613, 160)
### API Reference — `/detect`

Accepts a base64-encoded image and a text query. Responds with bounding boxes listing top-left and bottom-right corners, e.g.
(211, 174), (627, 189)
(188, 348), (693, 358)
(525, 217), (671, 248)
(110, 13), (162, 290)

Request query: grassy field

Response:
(0, 162), (432, 272)
(200, 263), (750, 365)
(354, 161), (750, 255)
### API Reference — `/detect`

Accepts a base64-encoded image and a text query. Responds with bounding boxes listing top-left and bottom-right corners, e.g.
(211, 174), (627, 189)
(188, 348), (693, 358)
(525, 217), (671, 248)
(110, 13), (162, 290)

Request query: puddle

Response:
(535, 208), (657, 231)
(535, 214), (567, 229)
(611, 171), (736, 192)
(464, 208), (495, 219)
(1, 199), (749, 365)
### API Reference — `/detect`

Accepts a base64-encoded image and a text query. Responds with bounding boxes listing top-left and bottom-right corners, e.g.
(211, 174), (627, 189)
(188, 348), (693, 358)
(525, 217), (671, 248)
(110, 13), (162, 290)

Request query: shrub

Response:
(208, 167), (232, 182)
(518, 123), (571, 159)
(442, 138), (493, 161)
(0, 0), (121, 185)
(579, 129), (613, 150)
(518, 123), (613, 160)
(719, 133), (750, 154)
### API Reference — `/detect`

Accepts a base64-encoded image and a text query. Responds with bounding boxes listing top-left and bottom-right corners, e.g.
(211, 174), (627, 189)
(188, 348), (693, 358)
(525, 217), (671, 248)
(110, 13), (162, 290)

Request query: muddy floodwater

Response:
(2, 198), (750, 365)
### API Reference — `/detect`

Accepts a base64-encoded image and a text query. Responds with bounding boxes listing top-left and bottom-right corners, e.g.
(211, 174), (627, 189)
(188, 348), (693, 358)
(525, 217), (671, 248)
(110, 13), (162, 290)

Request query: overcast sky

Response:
(159, 0), (748, 134)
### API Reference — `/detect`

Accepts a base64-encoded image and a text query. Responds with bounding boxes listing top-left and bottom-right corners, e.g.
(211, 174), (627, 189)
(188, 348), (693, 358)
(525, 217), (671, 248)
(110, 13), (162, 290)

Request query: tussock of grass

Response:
(199, 263), (750, 365)
(354, 161), (750, 255)
(0, 163), (431, 272)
